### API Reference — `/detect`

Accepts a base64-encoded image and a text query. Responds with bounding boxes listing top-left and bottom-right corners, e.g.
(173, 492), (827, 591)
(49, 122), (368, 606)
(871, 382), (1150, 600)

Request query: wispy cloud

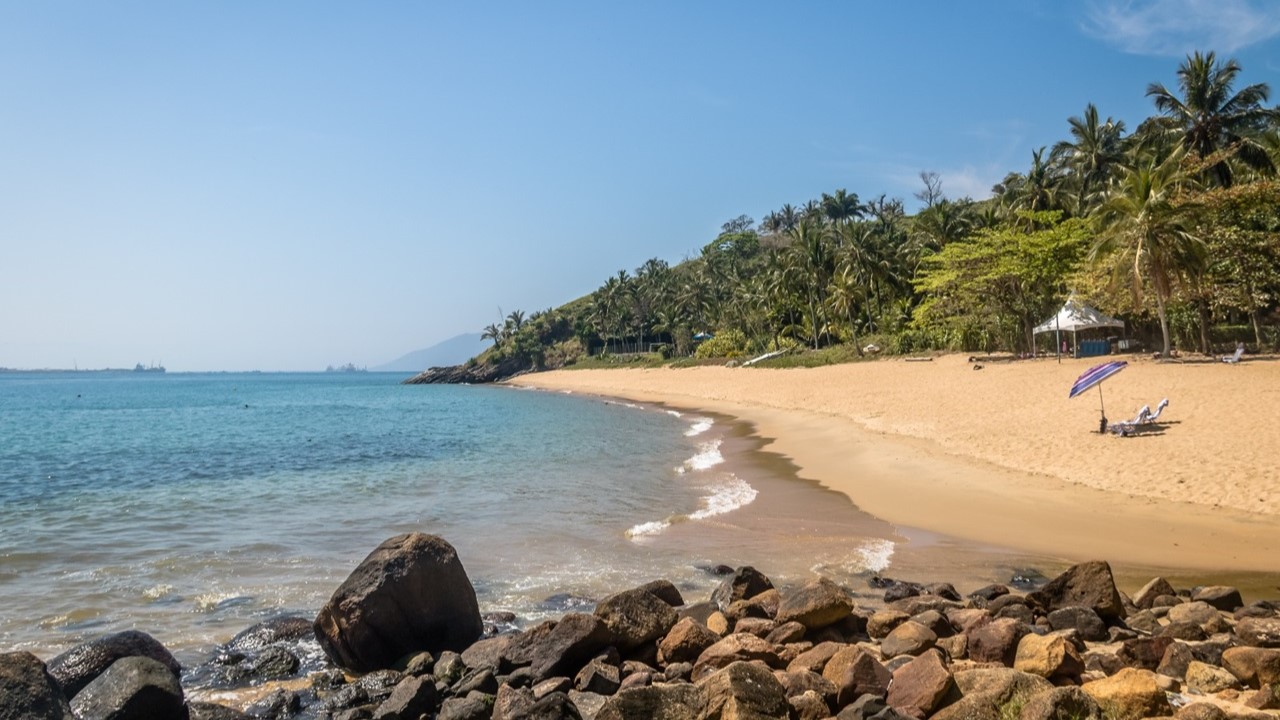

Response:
(1082, 0), (1280, 56)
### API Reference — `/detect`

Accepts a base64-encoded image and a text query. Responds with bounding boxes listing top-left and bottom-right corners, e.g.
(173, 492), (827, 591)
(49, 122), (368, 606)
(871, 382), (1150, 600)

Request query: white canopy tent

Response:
(1034, 297), (1125, 357)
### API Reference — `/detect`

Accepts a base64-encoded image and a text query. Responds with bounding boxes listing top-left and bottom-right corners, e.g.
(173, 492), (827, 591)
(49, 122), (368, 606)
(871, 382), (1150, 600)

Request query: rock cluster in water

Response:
(4, 534), (1279, 720)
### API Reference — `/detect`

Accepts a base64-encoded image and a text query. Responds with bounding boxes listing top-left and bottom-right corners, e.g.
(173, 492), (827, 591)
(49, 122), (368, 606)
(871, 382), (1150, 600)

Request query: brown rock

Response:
(1166, 601), (1228, 633)
(776, 669), (837, 702)
(787, 641), (844, 675)
(314, 533), (483, 673)
(1245, 682), (1280, 710)
(1027, 561), (1125, 621)
(1221, 646), (1280, 688)
(868, 610), (911, 640)
(880, 621), (937, 659)
(776, 577), (855, 630)
(707, 612), (731, 637)
(594, 683), (704, 720)
(789, 689), (830, 720)
(522, 613), (617, 681)
(734, 617), (775, 639)
(1013, 633), (1084, 680)
(824, 646), (892, 706)
(1080, 667), (1172, 720)
(765, 621), (807, 645)
(1132, 578), (1177, 610)
(1018, 686), (1103, 720)
(1185, 660), (1240, 694)
(1175, 702), (1228, 720)
(937, 634), (968, 661)
(1237, 617), (1280, 648)
(1157, 642), (1196, 680)
(968, 618), (1030, 666)
(658, 617), (721, 666)
(1046, 606), (1108, 642)
(947, 609), (992, 635)
(886, 649), (956, 720)
(691, 633), (781, 681)
(698, 661), (790, 720)
(636, 579), (685, 608)
(952, 667), (1053, 700)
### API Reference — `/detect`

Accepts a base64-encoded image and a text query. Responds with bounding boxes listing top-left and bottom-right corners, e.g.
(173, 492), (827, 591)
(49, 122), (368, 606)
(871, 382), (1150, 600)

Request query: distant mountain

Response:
(373, 333), (490, 372)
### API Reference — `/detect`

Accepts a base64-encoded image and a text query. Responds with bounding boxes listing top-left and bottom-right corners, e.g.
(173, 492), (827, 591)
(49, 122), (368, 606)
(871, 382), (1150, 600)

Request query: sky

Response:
(3, 1), (1279, 371)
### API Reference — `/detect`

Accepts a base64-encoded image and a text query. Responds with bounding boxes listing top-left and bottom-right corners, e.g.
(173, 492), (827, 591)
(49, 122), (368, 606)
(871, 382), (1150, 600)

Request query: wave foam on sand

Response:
(625, 474), (759, 539)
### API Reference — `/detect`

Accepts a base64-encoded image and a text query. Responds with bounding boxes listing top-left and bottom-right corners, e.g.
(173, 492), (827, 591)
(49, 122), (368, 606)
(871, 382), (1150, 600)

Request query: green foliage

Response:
(694, 329), (749, 359)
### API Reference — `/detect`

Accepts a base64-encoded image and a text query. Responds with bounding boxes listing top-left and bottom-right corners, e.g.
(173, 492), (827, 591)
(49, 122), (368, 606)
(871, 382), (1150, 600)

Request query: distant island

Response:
(325, 363), (367, 373)
(133, 362), (165, 373)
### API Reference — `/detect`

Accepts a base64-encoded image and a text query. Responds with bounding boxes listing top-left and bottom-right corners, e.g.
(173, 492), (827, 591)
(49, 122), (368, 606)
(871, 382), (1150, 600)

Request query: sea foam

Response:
(689, 475), (758, 520)
(677, 439), (723, 474)
(684, 418), (713, 436)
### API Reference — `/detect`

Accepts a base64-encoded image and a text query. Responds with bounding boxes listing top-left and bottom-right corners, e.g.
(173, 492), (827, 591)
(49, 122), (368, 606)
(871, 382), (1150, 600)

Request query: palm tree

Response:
(828, 263), (864, 355)
(1010, 147), (1065, 215)
(506, 310), (526, 333)
(821, 189), (864, 234)
(481, 323), (503, 348)
(1146, 51), (1278, 187)
(1090, 150), (1205, 358)
(1052, 103), (1127, 216)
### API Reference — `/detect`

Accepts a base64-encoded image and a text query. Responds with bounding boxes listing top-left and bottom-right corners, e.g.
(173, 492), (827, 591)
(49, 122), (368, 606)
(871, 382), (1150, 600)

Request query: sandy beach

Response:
(510, 354), (1280, 577)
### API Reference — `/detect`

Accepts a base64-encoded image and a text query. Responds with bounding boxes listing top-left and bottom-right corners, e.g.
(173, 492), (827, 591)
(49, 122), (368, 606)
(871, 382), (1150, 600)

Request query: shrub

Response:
(694, 329), (748, 359)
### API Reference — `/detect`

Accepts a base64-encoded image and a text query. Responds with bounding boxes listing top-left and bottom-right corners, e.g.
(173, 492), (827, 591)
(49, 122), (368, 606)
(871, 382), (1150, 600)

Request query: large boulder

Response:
(1080, 668), (1171, 720)
(698, 661), (791, 719)
(1013, 633), (1083, 680)
(775, 577), (854, 630)
(880, 621), (937, 659)
(1237, 617), (1280, 648)
(314, 533), (484, 673)
(1190, 586), (1243, 612)
(68, 656), (187, 720)
(823, 646), (892, 706)
(46, 630), (180, 699)
(518, 614), (617, 681)
(1046, 606), (1107, 642)
(594, 589), (678, 652)
(692, 634), (781, 682)
(1184, 660), (1240, 694)
(0, 652), (72, 720)
(886, 649), (956, 720)
(1018, 686), (1103, 720)
(658, 618), (720, 666)
(1026, 561), (1124, 621)
(373, 674), (439, 720)
(967, 618), (1029, 666)
(1221, 647), (1280, 688)
(223, 616), (314, 653)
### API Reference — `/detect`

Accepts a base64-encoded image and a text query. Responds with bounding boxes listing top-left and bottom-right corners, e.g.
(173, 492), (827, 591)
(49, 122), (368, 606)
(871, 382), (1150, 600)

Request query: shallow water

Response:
(0, 371), (909, 671)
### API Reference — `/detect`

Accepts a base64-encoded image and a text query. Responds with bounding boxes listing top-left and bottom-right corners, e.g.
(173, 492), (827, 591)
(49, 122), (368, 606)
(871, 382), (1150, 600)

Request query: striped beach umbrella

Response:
(1070, 360), (1128, 432)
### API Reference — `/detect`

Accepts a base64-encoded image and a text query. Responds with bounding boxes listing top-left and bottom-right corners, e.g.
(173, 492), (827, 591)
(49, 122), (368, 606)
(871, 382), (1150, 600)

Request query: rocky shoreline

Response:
(4, 533), (1278, 720)
(402, 358), (529, 385)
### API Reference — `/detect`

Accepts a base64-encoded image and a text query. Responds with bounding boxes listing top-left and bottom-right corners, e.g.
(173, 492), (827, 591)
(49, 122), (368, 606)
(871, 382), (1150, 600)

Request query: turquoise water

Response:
(0, 371), (796, 664)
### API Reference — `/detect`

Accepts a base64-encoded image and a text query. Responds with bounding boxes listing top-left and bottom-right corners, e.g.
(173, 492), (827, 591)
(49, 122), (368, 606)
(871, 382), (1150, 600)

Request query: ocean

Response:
(0, 371), (903, 676)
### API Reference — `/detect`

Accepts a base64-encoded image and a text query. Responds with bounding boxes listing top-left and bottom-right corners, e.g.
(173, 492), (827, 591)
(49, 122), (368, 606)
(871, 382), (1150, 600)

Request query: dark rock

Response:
(594, 589), (678, 652)
(1160, 621), (1208, 641)
(540, 594), (596, 614)
(1246, 682), (1280, 710)
(574, 659), (620, 696)
(710, 567), (774, 610)
(1237, 617), (1280, 648)
(244, 689), (300, 719)
(995, 603), (1035, 625)
(437, 691), (495, 720)
(1190, 586), (1243, 612)
(484, 612), (520, 636)
(1176, 702), (1228, 720)
(508, 691), (584, 720)
(224, 616), (314, 653)
(493, 684), (534, 720)
(453, 667), (500, 697)
(1117, 636), (1173, 670)
(826, 647), (892, 706)
(1009, 569), (1048, 591)
(1018, 686), (1102, 720)
(522, 614), (616, 681)
(1026, 561), (1124, 621)
(314, 533), (483, 673)
(188, 702), (249, 720)
(777, 577), (855, 630)
(922, 583), (961, 602)
(356, 669), (405, 702)
(886, 649), (955, 719)
(532, 677), (572, 699)
(0, 651), (72, 720)
(635, 580), (684, 608)
(838, 693), (888, 720)
(678, 601), (720, 626)
(68, 656), (186, 720)
(372, 674), (438, 720)
(969, 585), (1010, 605)
(765, 621), (808, 645)
(618, 671), (651, 691)
(594, 683), (704, 719)
(884, 582), (923, 603)
(1131, 577), (1177, 610)
(776, 669), (837, 702)
(1046, 606), (1107, 642)
(1157, 641), (1196, 679)
(909, 610), (953, 639)
(698, 661), (790, 719)
(663, 662), (692, 682)
(987, 594), (1029, 615)
(403, 355), (529, 385)
(732, 617), (775, 639)
(46, 630), (180, 699)
(967, 617), (1029, 666)
(786, 641), (844, 674)
(246, 646), (299, 680)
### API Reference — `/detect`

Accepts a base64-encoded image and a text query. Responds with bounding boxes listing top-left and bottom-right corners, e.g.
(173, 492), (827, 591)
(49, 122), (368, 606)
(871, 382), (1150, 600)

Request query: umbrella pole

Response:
(1097, 384), (1107, 433)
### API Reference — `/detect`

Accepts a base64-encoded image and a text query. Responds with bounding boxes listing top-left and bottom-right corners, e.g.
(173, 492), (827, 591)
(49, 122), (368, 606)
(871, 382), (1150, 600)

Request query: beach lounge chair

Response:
(1221, 343), (1245, 364)
(1108, 398), (1169, 437)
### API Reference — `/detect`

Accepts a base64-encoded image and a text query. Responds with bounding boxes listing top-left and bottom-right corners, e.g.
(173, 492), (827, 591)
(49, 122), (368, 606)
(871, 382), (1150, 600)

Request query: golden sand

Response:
(510, 354), (1280, 575)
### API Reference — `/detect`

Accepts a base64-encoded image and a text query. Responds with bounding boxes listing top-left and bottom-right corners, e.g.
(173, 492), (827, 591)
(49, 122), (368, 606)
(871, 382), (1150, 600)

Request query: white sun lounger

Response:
(1109, 398), (1169, 437)
(1221, 344), (1245, 364)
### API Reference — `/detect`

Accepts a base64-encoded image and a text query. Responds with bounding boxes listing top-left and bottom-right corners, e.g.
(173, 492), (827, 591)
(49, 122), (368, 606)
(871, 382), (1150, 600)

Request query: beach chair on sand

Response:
(1108, 398), (1169, 437)
(1221, 343), (1245, 364)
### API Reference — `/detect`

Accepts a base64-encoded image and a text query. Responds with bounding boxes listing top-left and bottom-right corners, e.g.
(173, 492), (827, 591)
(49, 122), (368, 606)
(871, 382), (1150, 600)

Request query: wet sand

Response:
(510, 354), (1280, 595)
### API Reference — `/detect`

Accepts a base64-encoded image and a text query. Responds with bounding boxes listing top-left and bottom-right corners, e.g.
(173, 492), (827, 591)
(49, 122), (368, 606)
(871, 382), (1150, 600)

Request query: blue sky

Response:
(3, 1), (1278, 371)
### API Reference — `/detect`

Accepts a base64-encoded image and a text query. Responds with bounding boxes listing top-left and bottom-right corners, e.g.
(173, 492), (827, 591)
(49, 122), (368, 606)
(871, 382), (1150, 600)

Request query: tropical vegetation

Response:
(474, 52), (1280, 372)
